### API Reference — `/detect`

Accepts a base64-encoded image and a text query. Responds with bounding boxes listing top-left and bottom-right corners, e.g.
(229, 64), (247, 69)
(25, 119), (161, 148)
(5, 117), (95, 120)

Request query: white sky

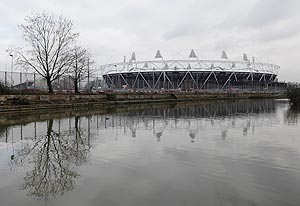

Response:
(0, 0), (300, 81)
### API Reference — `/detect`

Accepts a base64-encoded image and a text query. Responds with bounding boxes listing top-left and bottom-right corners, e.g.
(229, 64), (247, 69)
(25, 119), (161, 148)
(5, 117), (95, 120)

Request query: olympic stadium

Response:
(101, 50), (286, 91)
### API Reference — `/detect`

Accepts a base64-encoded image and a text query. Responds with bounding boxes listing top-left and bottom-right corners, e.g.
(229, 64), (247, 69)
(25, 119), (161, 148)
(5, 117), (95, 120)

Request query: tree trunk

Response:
(46, 78), (53, 94)
(47, 119), (54, 137)
(74, 80), (80, 94)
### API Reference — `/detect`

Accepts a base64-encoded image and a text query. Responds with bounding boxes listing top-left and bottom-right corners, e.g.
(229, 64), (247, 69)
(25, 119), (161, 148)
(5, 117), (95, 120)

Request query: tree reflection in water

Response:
(16, 116), (91, 201)
(286, 105), (300, 125)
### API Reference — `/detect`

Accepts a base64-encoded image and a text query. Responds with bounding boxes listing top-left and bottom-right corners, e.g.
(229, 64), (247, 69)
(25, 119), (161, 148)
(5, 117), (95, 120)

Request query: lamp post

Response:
(87, 58), (90, 93)
(9, 54), (13, 88)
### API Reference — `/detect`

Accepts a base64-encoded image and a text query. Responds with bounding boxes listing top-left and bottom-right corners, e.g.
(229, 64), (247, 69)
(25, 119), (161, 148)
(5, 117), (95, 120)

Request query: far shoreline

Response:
(0, 91), (287, 113)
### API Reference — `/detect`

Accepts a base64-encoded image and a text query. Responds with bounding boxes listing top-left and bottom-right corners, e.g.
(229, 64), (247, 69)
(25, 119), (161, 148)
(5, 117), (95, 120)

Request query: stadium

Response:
(101, 50), (286, 91)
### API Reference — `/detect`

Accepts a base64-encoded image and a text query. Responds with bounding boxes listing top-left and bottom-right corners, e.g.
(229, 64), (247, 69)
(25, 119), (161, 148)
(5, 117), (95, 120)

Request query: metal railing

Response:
(0, 70), (106, 92)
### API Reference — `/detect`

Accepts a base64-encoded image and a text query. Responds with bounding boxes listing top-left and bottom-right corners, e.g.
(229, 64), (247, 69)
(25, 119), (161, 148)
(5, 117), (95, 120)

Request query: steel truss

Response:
(101, 59), (283, 91)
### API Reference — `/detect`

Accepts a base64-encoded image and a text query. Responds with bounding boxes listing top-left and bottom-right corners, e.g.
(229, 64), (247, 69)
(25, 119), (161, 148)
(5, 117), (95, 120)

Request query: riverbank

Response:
(0, 91), (286, 113)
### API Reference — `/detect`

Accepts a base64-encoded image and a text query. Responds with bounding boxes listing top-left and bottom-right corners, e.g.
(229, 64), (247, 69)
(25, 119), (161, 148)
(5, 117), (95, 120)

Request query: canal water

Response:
(0, 99), (300, 206)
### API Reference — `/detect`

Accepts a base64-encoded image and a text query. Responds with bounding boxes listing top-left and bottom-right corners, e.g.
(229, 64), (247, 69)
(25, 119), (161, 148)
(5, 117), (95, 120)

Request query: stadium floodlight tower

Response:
(101, 49), (283, 92)
(154, 50), (164, 88)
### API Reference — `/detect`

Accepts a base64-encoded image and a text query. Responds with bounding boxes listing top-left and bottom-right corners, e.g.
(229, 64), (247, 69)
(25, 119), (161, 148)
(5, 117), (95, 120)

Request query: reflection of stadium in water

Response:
(0, 100), (281, 145)
(103, 100), (280, 141)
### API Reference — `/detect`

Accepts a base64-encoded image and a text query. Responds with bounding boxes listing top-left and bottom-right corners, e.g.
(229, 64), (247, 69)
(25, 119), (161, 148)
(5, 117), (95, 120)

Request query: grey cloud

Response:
(243, 0), (299, 28)
(163, 25), (194, 40)
(162, 17), (211, 40)
(213, 37), (245, 51)
(220, 0), (299, 30)
(0, 0), (300, 82)
(255, 20), (300, 42)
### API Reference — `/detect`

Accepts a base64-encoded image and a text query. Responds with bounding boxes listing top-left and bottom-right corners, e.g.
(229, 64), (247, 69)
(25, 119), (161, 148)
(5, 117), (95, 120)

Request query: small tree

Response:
(287, 83), (300, 106)
(69, 46), (92, 94)
(16, 12), (78, 93)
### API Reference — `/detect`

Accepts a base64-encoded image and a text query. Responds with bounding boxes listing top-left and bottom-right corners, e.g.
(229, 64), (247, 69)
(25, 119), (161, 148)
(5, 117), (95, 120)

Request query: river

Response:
(0, 99), (300, 206)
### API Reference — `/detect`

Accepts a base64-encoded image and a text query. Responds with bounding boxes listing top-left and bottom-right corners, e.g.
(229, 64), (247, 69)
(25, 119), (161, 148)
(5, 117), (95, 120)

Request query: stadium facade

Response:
(101, 50), (286, 91)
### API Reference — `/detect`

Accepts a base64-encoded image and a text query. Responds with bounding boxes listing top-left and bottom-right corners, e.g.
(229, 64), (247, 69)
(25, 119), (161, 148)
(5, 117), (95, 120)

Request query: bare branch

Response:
(68, 46), (93, 93)
(15, 12), (78, 93)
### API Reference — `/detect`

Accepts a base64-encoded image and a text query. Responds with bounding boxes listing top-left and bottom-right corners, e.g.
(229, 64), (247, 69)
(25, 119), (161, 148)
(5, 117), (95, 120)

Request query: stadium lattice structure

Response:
(101, 50), (285, 91)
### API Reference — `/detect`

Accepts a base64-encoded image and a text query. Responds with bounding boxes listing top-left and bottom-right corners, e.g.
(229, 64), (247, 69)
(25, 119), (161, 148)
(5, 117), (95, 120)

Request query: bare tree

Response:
(16, 12), (78, 93)
(69, 46), (92, 94)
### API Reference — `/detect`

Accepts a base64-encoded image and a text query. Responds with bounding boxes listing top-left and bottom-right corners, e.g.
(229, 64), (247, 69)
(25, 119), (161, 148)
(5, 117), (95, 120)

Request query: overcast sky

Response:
(0, 0), (300, 81)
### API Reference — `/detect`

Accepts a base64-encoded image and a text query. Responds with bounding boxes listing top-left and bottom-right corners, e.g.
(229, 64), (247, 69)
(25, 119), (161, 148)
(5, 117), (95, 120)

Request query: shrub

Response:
(287, 83), (300, 106)
(0, 81), (10, 94)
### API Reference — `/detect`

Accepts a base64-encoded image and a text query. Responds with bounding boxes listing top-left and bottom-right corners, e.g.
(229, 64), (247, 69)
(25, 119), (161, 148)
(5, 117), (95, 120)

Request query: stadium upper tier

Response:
(101, 59), (279, 76)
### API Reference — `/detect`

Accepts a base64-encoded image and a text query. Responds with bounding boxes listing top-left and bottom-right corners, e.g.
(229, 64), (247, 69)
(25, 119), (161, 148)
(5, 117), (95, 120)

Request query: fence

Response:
(0, 70), (287, 93)
(0, 71), (106, 92)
